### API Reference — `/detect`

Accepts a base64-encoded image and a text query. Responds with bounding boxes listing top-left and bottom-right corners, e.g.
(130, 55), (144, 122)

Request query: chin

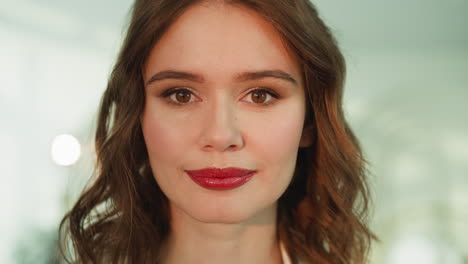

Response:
(186, 201), (276, 225)
(188, 206), (254, 224)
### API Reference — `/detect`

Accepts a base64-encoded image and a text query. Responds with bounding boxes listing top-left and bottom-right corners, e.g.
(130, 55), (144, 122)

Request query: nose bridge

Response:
(200, 92), (243, 152)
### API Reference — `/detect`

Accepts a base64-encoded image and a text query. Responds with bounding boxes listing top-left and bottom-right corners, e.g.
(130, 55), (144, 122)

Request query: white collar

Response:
(279, 240), (292, 264)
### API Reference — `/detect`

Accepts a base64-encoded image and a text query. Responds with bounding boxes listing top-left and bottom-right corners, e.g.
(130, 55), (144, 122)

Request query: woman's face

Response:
(142, 2), (311, 224)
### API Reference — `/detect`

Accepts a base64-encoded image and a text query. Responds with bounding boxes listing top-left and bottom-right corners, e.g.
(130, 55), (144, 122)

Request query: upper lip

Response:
(185, 167), (256, 178)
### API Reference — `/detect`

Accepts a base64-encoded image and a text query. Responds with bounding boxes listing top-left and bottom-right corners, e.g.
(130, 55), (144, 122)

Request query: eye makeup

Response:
(159, 86), (281, 107)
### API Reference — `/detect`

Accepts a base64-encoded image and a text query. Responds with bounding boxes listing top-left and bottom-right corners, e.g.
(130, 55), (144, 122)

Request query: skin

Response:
(141, 2), (312, 264)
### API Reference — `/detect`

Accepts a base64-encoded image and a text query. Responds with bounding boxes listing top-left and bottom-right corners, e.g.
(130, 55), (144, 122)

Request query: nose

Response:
(199, 96), (244, 152)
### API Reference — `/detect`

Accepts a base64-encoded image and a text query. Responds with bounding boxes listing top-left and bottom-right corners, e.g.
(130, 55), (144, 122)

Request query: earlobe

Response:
(299, 125), (314, 148)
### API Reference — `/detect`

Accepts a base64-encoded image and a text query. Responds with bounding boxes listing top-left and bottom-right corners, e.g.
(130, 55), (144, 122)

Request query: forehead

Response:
(144, 2), (301, 84)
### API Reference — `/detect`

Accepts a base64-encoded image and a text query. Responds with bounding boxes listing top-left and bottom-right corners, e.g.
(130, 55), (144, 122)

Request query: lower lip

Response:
(186, 172), (255, 190)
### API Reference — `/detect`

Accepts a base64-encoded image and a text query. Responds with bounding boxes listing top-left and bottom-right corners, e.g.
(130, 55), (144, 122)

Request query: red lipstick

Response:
(185, 167), (256, 190)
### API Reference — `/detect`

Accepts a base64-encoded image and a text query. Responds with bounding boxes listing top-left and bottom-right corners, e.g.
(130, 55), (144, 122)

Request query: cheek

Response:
(244, 105), (305, 166)
(142, 99), (305, 165)
(141, 98), (305, 180)
(240, 102), (305, 197)
(141, 105), (192, 169)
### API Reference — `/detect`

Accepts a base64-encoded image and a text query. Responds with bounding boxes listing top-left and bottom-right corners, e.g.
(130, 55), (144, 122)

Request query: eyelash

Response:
(160, 87), (281, 107)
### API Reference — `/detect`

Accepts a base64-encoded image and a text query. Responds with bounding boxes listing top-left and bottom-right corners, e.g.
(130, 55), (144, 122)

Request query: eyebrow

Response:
(145, 69), (298, 87)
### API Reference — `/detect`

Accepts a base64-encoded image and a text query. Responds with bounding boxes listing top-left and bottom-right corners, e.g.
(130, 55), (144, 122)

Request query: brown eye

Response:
(161, 88), (196, 105)
(251, 90), (267, 104)
(245, 88), (280, 105)
(174, 90), (191, 103)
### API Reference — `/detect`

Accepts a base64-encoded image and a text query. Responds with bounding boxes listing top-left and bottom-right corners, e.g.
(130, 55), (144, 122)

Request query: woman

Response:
(59, 0), (377, 263)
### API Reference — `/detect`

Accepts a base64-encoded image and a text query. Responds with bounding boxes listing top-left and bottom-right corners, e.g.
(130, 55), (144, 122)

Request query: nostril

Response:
(228, 144), (241, 150)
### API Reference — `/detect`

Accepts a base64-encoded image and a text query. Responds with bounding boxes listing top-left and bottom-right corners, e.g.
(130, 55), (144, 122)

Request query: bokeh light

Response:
(50, 134), (81, 166)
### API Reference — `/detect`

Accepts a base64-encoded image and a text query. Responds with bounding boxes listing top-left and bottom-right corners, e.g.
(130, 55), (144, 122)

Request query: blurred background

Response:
(0, 0), (466, 263)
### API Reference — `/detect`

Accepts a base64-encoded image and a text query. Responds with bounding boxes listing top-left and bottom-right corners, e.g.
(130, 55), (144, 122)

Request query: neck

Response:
(159, 203), (283, 264)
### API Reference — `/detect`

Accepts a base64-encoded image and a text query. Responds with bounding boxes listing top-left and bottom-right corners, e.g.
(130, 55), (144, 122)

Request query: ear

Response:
(299, 124), (314, 148)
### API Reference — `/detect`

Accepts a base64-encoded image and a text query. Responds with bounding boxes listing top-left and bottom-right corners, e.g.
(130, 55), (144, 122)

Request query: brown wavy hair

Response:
(59, 0), (378, 263)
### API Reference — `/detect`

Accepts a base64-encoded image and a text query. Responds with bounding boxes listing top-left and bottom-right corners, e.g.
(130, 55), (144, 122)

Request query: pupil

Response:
(253, 91), (266, 103)
(176, 91), (190, 103)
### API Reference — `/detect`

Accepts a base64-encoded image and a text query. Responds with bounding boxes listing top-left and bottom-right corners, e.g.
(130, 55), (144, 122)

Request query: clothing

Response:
(279, 240), (292, 264)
